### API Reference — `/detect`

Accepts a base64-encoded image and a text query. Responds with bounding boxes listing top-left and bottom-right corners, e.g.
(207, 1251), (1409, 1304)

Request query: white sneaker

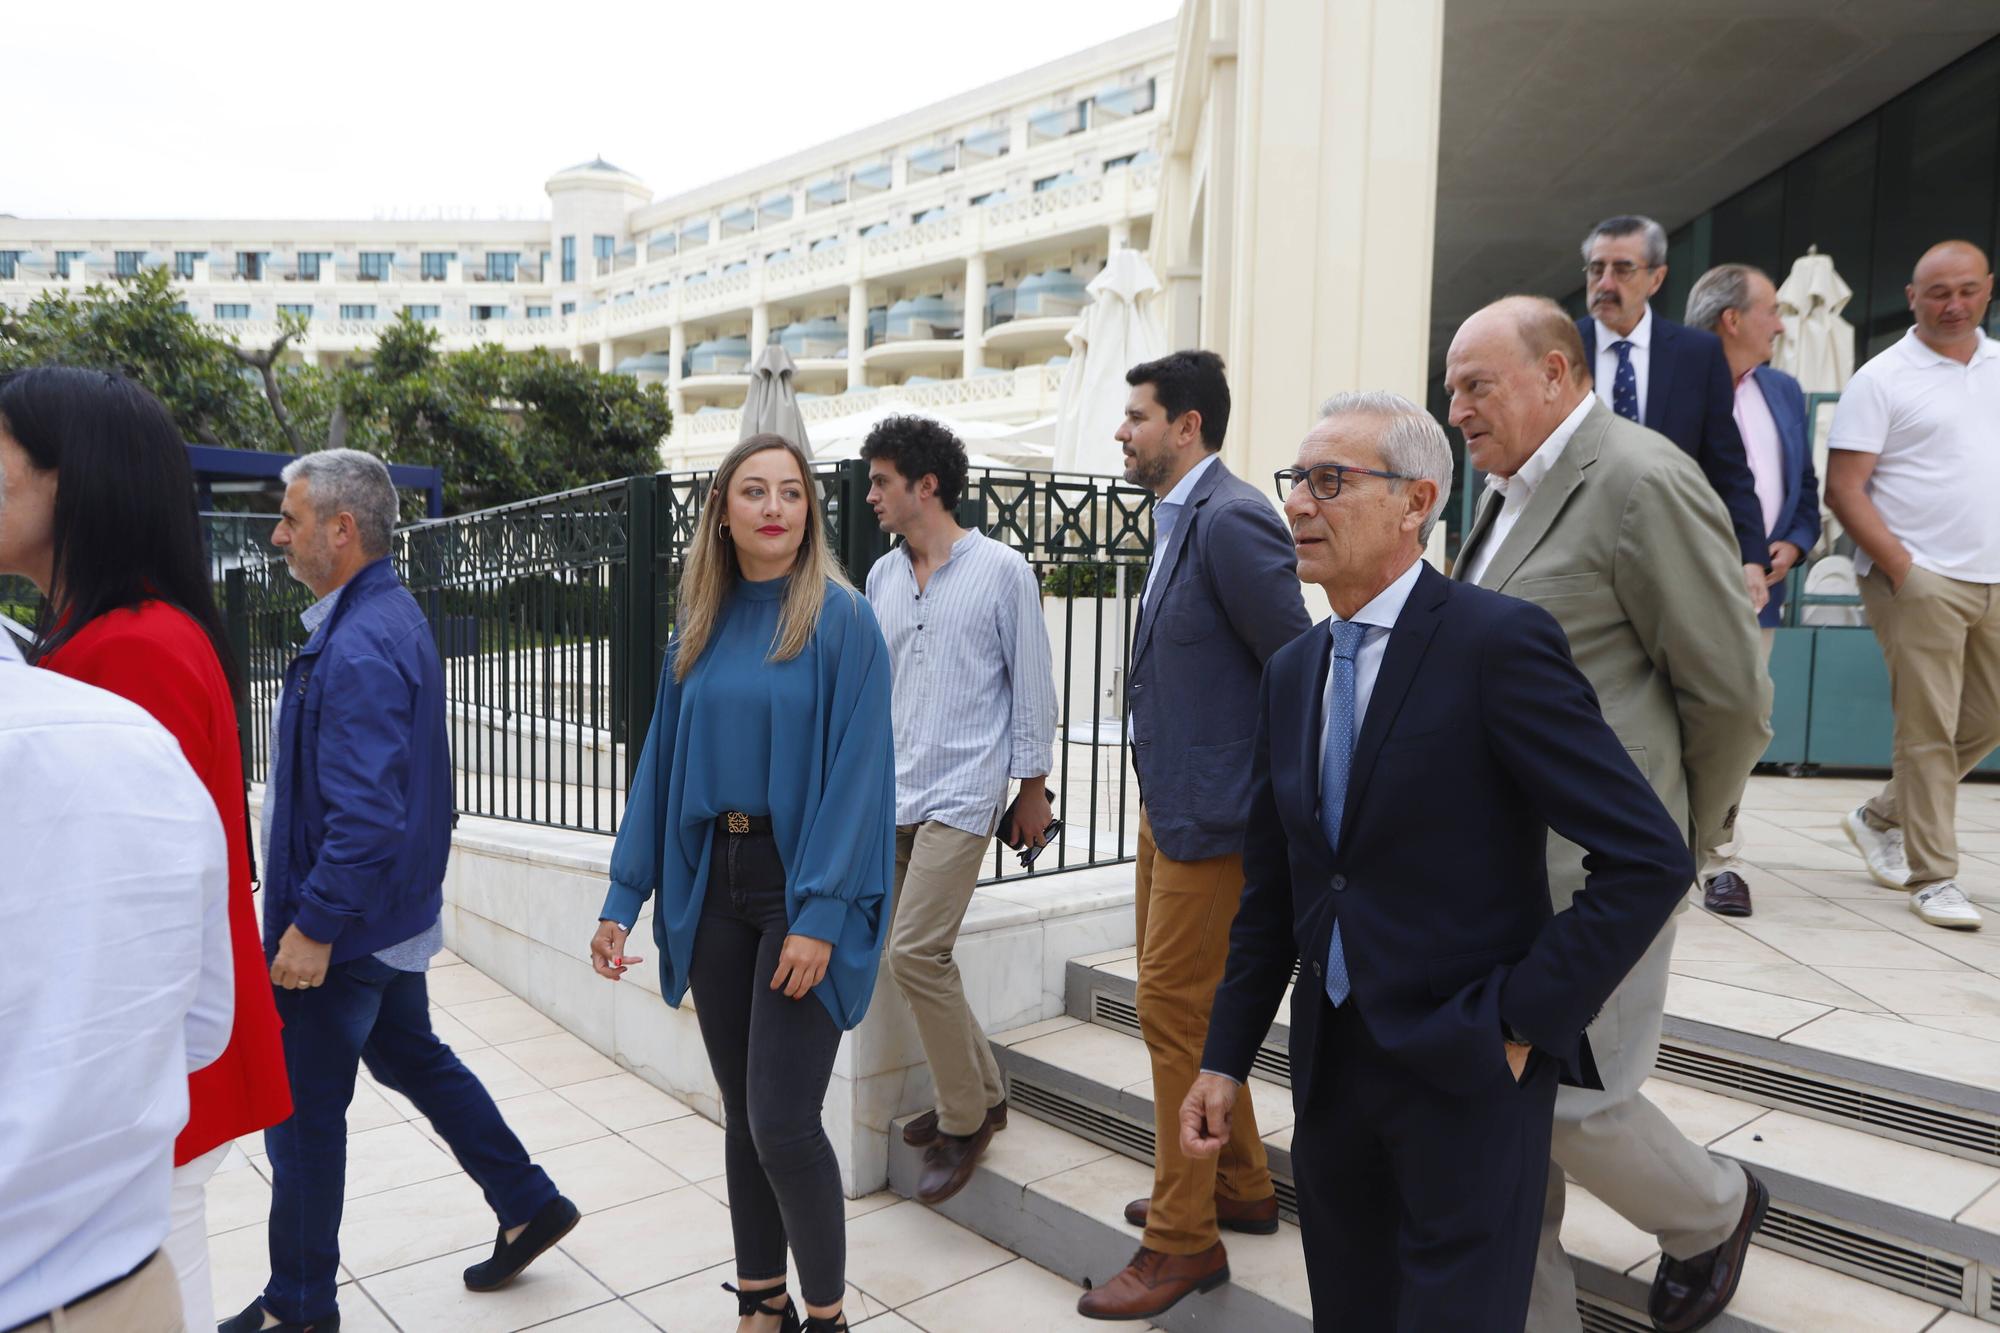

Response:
(1844, 805), (1911, 889)
(1910, 881), (1983, 930)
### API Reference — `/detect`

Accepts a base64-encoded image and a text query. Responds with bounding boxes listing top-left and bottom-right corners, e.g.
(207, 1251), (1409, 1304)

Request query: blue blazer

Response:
(1202, 564), (1692, 1101)
(1578, 312), (1768, 568)
(264, 558), (455, 963)
(1126, 458), (1311, 862)
(1749, 364), (1823, 628)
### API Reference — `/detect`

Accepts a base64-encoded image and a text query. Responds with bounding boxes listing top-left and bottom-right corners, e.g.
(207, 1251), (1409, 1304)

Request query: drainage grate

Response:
(1989, 1266), (1999, 1316)
(1759, 1203), (1970, 1307)
(1577, 1296), (1650, 1333)
(1656, 1041), (2000, 1165)
(1010, 1077), (1156, 1161)
(1092, 990), (1292, 1086)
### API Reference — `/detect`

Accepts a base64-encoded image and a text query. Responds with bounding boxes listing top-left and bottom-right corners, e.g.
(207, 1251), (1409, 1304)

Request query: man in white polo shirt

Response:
(1826, 239), (2000, 931)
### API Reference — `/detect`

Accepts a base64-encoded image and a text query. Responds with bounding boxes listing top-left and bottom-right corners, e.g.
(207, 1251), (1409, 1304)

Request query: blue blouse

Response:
(601, 575), (897, 1030)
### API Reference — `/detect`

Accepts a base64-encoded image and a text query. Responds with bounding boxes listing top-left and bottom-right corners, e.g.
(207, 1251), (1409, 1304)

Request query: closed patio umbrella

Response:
(741, 343), (812, 456)
(1773, 246), (1856, 395)
(1052, 249), (1166, 474)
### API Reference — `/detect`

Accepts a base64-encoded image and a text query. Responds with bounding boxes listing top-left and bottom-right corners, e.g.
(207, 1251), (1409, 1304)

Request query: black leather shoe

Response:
(1702, 871), (1753, 918)
(1648, 1168), (1768, 1332)
(463, 1194), (581, 1291)
(915, 1117), (995, 1205)
(217, 1300), (340, 1332)
(901, 1097), (1007, 1147)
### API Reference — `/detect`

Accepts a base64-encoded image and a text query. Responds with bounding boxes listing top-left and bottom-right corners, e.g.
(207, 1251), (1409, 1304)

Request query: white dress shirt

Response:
(1318, 556), (1427, 785)
(0, 663), (232, 1329)
(1461, 393), (1598, 586)
(1593, 305), (1655, 420)
(1140, 451), (1220, 607)
(1734, 370), (1785, 538)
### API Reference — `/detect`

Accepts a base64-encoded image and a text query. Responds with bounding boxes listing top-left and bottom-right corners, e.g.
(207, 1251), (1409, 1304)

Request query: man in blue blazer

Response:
(1185, 392), (1692, 1331)
(1685, 263), (1825, 916)
(1078, 351), (1311, 1321)
(1578, 215), (1773, 614)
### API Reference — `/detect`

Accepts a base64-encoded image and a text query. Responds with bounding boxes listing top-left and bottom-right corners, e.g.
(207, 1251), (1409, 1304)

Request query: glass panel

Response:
(1708, 174), (1785, 296)
(1781, 117), (1877, 373)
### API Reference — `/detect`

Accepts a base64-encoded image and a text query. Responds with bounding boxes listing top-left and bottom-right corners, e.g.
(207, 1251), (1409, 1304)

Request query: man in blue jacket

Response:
(227, 450), (575, 1333)
(1686, 263), (1824, 917)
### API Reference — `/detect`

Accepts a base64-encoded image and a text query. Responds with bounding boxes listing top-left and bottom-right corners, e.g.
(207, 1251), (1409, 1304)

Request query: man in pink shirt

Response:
(1684, 264), (1823, 917)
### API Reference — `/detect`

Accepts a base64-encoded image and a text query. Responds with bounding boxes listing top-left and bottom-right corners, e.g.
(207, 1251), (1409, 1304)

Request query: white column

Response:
(598, 340), (615, 373)
(668, 322), (687, 386)
(962, 252), (987, 377)
(750, 302), (770, 351)
(847, 280), (868, 390)
(1108, 221), (1132, 253)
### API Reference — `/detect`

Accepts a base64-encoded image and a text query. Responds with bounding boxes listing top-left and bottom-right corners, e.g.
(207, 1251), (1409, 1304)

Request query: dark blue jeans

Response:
(262, 954), (558, 1322)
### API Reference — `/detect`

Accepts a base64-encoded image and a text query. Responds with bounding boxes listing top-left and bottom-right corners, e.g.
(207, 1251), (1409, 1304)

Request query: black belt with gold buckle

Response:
(718, 811), (772, 835)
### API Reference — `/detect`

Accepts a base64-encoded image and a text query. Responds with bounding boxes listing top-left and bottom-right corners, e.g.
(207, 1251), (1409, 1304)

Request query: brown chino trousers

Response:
(1133, 807), (1273, 1255)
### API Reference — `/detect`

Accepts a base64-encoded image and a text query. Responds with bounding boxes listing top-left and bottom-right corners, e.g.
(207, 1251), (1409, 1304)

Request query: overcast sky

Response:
(2, 0), (1178, 222)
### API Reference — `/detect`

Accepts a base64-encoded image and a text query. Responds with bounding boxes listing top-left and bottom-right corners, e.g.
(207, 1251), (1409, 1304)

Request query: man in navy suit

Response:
(1578, 215), (1773, 615)
(1183, 391), (1693, 1331)
(1685, 263), (1824, 917)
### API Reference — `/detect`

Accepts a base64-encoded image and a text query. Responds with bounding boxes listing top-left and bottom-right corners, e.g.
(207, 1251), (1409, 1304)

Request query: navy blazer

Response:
(1127, 457), (1310, 862)
(1749, 364), (1823, 628)
(1579, 311), (1768, 568)
(1202, 564), (1692, 1102)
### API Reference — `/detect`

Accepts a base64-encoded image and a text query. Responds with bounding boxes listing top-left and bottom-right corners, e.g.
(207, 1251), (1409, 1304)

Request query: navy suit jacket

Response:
(1749, 364), (1823, 628)
(1127, 458), (1311, 861)
(1579, 311), (1768, 568)
(1202, 563), (1693, 1103)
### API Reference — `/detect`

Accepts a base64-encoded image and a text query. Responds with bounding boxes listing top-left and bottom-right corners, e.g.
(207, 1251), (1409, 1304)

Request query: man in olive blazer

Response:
(1445, 297), (1772, 1333)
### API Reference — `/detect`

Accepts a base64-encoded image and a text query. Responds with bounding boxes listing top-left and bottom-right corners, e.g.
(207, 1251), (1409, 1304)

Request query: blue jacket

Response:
(1749, 364), (1823, 628)
(263, 558), (454, 963)
(1126, 458), (1311, 862)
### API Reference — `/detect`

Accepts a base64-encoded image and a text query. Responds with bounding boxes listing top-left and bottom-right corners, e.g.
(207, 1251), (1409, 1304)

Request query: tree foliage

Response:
(0, 273), (672, 513)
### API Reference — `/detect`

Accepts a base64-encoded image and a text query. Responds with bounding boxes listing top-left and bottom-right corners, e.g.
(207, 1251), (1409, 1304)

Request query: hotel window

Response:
(908, 143), (959, 178)
(359, 251), (392, 281)
(593, 235), (616, 263)
(0, 251), (18, 279)
(174, 251), (204, 278)
(339, 304), (377, 320)
(539, 249), (552, 278)
(296, 251), (330, 280)
(54, 251), (84, 278)
(525, 304), (551, 319)
(404, 304), (441, 322)
(278, 303), (313, 319)
(1102, 153), (1138, 173)
(115, 250), (145, 277)
(561, 236), (576, 282)
(171, 301), (188, 314)
(213, 303), (251, 320)
(471, 304), (506, 320)
(561, 301), (576, 316)
(419, 252), (453, 281)
(485, 251), (518, 282)
(236, 252), (266, 280)
(1028, 103), (1088, 143)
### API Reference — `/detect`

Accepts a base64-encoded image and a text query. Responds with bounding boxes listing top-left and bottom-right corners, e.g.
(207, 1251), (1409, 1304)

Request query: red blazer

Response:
(42, 601), (293, 1163)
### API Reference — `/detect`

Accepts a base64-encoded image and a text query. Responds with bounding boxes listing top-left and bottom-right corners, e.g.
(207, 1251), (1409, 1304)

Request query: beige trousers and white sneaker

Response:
(886, 821), (1007, 1138)
(1701, 628), (1778, 881)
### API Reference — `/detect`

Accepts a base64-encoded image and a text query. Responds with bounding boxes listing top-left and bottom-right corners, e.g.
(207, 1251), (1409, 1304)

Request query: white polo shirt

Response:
(1826, 327), (2000, 583)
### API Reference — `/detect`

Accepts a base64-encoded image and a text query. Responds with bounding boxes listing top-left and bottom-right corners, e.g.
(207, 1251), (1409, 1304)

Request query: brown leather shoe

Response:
(1122, 1193), (1280, 1235)
(915, 1117), (995, 1205)
(1648, 1168), (1768, 1332)
(901, 1098), (1008, 1147)
(1077, 1243), (1229, 1320)
(1702, 871), (1753, 918)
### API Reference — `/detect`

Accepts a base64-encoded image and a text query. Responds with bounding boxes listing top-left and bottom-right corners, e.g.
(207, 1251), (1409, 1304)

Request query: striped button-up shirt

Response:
(866, 528), (1058, 835)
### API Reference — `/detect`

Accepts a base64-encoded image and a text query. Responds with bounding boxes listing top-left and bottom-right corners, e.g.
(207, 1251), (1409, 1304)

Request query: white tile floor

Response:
(208, 948), (1141, 1332)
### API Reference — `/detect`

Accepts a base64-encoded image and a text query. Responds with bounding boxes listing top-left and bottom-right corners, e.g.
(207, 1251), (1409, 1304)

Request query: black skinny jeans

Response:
(688, 828), (846, 1307)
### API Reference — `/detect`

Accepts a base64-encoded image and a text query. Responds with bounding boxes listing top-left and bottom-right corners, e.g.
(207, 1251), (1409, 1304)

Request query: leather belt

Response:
(716, 811), (773, 835)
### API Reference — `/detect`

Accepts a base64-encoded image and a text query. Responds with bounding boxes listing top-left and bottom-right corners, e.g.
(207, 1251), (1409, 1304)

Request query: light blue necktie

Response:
(1321, 620), (1367, 1007)
(1611, 339), (1640, 422)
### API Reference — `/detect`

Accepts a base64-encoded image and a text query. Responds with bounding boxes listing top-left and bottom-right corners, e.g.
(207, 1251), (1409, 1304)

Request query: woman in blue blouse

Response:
(591, 433), (894, 1333)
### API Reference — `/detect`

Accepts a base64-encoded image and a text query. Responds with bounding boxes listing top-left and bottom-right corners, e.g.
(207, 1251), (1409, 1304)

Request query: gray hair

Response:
(1581, 214), (1668, 268)
(1316, 390), (1455, 545)
(281, 448), (398, 558)
(1684, 263), (1767, 333)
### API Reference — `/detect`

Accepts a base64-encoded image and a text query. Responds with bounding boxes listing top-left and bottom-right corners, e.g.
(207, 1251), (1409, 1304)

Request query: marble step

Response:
(887, 1087), (1963, 1333)
(991, 1009), (2000, 1321)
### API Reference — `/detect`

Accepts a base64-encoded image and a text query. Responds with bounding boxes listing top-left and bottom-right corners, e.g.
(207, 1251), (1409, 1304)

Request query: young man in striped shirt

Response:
(863, 415), (1059, 1207)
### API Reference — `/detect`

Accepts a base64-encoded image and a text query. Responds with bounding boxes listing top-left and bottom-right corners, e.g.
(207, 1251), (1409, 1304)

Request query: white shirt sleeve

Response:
(1825, 366), (1889, 455)
(184, 804), (235, 1074)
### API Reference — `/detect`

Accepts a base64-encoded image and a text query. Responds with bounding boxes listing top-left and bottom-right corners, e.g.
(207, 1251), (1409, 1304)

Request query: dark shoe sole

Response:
(1122, 1203), (1280, 1235)
(903, 1104), (1008, 1147)
(463, 1206), (582, 1292)
(1077, 1266), (1231, 1321)
(1701, 900), (1752, 918)
(1653, 1174), (1769, 1333)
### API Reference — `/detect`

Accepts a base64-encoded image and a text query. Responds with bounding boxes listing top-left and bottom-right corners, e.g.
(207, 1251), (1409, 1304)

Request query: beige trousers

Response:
(11, 1250), (184, 1333)
(886, 821), (1007, 1138)
(1527, 920), (1748, 1332)
(1857, 565), (2000, 888)
(1700, 628), (1778, 880)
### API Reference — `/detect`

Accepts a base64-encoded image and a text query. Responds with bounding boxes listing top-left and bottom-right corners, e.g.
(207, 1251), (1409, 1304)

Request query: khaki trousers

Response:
(1858, 566), (2000, 888)
(1527, 920), (1747, 1332)
(1133, 807), (1273, 1255)
(1701, 628), (1777, 880)
(886, 821), (1007, 1138)
(11, 1250), (183, 1333)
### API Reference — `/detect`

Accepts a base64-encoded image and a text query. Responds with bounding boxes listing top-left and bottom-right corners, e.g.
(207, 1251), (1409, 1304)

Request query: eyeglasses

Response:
(1273, 463), (1414, 503)
(1019, 819), (1064, 870)
(1583, 260), (1656, 283)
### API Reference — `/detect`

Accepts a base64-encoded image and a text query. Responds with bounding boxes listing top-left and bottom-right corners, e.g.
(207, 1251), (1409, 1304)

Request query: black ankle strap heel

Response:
(801, 1315), (850, 1333)
(723, 1282), (801, 1331)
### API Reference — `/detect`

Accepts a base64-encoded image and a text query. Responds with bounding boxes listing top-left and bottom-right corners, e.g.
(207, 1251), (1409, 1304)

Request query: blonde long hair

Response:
(672, 433), (853, 682)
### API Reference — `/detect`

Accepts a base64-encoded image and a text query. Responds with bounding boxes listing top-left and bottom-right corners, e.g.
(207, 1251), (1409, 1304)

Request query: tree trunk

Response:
(231, 330), (306, 454)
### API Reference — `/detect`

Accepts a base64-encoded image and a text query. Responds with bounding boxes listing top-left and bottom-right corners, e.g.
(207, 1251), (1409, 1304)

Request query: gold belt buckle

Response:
(726, 811), (750, 834)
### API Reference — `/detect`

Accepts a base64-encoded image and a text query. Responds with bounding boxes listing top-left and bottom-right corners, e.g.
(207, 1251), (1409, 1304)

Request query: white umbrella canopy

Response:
(1773, 247), (1856, 395)
(804, 399), (1052, 468)
(740, 344), (812, 456)
(1052, 249), (1166, 474)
